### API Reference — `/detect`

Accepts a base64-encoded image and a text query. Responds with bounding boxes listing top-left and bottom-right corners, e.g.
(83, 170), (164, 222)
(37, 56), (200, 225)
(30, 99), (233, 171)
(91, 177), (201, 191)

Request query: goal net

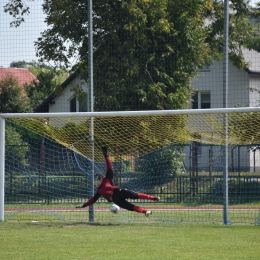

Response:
(1, 108), (260, 224)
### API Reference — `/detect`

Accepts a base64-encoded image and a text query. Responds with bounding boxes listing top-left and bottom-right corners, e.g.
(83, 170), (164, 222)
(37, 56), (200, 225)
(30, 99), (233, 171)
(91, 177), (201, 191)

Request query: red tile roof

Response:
(0, 67), (38, 86)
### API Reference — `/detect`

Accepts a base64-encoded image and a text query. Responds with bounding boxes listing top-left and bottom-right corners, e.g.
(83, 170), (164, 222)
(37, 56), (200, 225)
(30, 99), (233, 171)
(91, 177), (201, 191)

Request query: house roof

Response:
(34, 71), (78, 113)
(0, 67), (38, 86)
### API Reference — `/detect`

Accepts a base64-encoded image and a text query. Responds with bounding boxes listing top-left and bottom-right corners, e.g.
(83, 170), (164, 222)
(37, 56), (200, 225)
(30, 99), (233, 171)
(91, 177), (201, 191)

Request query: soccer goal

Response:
(1, 108), (260, 224)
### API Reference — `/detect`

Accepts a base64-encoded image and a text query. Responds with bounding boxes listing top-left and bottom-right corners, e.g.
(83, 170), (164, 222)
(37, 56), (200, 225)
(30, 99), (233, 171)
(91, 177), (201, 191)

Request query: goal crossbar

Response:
(1, 107), (260, 119)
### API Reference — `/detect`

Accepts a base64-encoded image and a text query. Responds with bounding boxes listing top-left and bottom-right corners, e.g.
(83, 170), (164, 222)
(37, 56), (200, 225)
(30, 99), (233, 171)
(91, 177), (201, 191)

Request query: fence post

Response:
(191, 141), (197, 196)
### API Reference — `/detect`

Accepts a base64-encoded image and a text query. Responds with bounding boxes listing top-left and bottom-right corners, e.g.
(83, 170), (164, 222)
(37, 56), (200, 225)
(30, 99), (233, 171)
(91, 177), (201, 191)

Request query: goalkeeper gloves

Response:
(75, 205), (84, 208)
(101, 146), (108, 157)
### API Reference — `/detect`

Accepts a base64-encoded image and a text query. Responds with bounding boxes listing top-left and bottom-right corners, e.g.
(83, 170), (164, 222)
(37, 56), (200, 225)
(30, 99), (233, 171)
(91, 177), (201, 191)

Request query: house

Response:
(188, 49), (260, 173)
(0, 67), (38, 86)
(35, 71), (88, 113)
(191, 50), (260, 109)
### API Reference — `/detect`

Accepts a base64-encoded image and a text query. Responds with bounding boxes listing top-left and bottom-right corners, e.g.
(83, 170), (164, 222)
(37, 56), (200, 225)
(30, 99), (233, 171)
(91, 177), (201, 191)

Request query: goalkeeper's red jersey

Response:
(82, 156), (118, 207)
(98, 155), (118, 200)
(97, 178), (118, 201)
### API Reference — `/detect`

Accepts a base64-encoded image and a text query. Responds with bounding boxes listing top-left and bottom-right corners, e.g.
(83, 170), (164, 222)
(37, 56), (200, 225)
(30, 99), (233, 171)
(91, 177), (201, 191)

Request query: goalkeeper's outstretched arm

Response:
(76, 193), (101, 208)
(102, 146), (113, 180)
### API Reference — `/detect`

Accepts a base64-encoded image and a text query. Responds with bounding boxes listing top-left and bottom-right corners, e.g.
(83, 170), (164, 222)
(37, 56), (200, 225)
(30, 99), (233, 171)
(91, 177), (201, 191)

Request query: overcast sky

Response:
(0, 0), (260, 68)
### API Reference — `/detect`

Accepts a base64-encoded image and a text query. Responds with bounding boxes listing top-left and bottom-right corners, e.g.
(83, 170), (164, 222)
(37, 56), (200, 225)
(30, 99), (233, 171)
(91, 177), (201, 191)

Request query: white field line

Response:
(5, 207), (260, 213)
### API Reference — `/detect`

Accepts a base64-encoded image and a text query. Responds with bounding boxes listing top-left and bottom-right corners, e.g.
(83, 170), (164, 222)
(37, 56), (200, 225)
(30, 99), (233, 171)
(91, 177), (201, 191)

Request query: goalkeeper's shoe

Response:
(145, 211), (152, 217)
(154, 197), (160, 202)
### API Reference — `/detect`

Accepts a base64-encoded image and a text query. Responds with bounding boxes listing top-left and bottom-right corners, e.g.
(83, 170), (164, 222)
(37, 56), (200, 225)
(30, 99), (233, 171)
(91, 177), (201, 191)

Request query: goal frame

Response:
(1, 107), (260, 223)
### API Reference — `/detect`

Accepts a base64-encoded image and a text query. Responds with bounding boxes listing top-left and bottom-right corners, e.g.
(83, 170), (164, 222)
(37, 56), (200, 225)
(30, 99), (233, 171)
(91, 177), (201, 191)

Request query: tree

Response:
(4, 0), (260, 111)
(33, 0), (214, 110)
(9, 60), (69, 110)
(34, 0), (213, 110)
(10, 60), (32, 68)
(25, 67), (68, 110)
(206, 0), (260, 69)
(0, 75), (32, 113)
(0, 60), (68, 112)
(5, 124), (30, 168)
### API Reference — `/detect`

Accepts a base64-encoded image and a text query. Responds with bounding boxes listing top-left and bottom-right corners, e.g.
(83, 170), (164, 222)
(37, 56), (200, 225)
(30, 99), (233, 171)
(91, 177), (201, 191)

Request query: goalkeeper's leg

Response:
(113, 197), (149, 215)
(138, 192), (160, 201)
(113, 188), (160, 201)
(112, 188), (159, 216)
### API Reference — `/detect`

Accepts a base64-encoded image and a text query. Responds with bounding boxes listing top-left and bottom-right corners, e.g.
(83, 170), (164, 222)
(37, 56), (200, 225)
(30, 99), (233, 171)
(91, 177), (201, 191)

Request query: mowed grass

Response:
(1, 221), (260, 260)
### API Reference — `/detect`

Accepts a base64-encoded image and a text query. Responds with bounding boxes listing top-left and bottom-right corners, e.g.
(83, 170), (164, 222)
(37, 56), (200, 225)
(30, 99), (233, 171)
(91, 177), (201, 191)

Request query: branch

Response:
(4, 0), (30, 27)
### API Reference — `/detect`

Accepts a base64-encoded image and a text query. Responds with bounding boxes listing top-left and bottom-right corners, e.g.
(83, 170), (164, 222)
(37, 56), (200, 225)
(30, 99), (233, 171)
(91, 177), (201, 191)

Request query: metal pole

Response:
(223, 0), (230, 225)
(0, 117), (5, 221)
(3, 107), (260, 119)
(88, 0), (94, 222)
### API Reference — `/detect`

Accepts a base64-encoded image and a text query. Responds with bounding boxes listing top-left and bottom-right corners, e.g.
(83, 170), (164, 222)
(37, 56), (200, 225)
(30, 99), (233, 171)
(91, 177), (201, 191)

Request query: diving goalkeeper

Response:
(76, 146), (160, 216)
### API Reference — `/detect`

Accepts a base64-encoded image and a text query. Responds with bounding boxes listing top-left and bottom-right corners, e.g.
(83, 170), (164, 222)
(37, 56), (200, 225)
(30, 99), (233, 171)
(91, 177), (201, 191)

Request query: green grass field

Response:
(1, 221), (260, 260)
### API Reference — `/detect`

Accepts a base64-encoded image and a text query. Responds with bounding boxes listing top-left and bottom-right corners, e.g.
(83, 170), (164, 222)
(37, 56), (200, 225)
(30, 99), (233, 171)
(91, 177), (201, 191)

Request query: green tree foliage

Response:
(137, 145), (185, 181)
(207, 0), (260, 69)
(5, 124), (30, 167)
(10, 60), (69, 110)
(25, 67), (68, 110)
(35, 0), (213, 110)
(124, 145), (185, 190)
(91, 0), (212, 110)
(10, 60), (32, 68)
(0, 75), (32, 113)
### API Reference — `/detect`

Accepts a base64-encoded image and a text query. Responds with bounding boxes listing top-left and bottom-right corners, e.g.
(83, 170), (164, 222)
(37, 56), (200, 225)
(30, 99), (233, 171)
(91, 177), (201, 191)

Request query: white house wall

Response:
(192, 60), (250, 108)
(250, 149), (260, 172)
(49, 76), (88, 113)
(183, 144), (252, 173)
(249, 75), (260, 107)
(47, 76), (89, 128)
(190, 60), (260, 173)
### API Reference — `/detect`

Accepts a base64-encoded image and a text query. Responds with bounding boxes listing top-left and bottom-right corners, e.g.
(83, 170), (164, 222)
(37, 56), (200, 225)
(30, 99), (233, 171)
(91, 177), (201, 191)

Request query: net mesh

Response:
(3, 110), (260, 224)
(9, 111), (260, 157)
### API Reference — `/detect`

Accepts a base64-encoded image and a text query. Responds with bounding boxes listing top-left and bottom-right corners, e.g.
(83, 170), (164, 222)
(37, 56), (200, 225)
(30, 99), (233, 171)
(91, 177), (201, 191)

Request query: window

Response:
(79, 100), (88, 112)
(70, 96), (88, 112)
(201, 93), (211, 109)
(192, 92), (210, 109)
(192, 92), (199, 109)
(70, 97), (77, 112)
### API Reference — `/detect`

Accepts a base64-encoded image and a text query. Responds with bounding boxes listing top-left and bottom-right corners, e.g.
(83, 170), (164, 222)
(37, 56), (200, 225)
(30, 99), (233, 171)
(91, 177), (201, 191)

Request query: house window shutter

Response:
(70, 97), (77, 112)
(201, 93), (211, 109)
(192, 92), (199, 109)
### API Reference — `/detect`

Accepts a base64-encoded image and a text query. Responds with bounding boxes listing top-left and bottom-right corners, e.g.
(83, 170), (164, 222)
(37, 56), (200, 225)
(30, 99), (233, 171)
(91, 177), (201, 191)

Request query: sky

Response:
(0, 0), (260, 68)
(0, 0), (47, 67)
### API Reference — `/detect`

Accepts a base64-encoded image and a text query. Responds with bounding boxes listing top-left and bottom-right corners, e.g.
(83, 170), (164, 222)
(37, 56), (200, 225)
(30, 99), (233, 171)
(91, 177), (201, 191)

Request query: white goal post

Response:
(1, 107), (260, 223)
